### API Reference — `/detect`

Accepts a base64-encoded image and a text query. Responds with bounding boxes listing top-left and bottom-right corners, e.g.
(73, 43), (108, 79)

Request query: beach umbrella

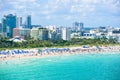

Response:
(38, 49), (42, 54)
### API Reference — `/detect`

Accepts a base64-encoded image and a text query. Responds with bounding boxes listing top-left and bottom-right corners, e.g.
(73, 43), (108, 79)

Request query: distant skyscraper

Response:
(72, 22), (84, 36)
(16, 17), (22, 28)
(2, 14), (16, 37)
(79, 22), (84, 30)
(25, 15), (32, 29)
(72, 22), (84, 31)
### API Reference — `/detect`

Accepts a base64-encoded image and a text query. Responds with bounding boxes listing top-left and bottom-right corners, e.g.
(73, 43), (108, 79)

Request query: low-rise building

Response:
(9, 36), (26, 42)
(82, 33), (95, 39)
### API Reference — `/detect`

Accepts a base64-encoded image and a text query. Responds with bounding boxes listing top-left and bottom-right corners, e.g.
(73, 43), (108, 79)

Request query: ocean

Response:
(0, 52), (120, 80)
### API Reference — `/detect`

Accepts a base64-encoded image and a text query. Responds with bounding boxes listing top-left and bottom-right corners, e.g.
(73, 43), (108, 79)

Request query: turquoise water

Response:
(0, 52), (120, 80)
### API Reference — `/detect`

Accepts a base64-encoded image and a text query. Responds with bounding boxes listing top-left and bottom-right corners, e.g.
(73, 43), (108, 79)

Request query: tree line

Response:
(0, 36), (119, 50)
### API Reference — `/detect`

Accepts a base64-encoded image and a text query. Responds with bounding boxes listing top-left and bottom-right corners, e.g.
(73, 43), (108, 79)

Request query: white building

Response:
(9, 36), (26, 42)
(62, 27), (71, 41)
(45, 25), (57, 39)
(45, 25), (62, 40)
(16, 17), (22, 28)
(30, 27), (39, 40)
(83, 33), (95, 39)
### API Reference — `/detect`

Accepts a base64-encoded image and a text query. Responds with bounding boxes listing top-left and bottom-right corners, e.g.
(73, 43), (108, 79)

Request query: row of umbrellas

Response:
(0, 46), (106, 55)
(0, 49), (34, 55)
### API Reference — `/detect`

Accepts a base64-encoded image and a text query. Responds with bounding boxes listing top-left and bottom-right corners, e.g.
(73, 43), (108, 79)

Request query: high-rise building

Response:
(73, 22), (84, 31)
(2, 14), (16, 38)
(79, 22), (84, 30)
(62, 27), (71, 41)
(72, 22), (84, 36)
(0, 23), (2, 36)
(16, 17), (22, 28)
(25, 15), (32, 29)
(0, 23), (2, 33)
(1, 18), (7, 37)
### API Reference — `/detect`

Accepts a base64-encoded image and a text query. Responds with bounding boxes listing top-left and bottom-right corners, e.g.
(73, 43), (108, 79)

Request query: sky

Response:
(0, 0), (120, 27)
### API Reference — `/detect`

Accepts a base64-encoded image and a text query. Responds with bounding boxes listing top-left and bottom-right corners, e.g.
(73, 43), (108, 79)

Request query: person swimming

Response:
(5, 61), (8, 64)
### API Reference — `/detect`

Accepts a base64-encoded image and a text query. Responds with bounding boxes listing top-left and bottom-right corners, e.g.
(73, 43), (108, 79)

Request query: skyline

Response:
(0, 0), (120, 27)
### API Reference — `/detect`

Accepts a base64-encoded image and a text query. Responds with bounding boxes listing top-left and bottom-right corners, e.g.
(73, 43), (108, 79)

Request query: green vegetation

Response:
(0, 36), (119, 50)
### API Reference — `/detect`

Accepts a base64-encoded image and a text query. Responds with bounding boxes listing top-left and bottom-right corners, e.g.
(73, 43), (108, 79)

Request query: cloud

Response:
(66, 15), (72, 19)
(45, 15), (52, 20)
(0, 0), (120, 27)
(1, 0), (119, 16)
(41, 0), (120, 18)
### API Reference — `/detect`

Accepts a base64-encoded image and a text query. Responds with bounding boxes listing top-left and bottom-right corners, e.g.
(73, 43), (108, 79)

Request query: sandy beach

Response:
(0, 45), (120, 61)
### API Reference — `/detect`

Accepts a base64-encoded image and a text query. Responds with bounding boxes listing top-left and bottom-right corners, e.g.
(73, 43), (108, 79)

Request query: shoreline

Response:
(0, 45), (120, 61)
